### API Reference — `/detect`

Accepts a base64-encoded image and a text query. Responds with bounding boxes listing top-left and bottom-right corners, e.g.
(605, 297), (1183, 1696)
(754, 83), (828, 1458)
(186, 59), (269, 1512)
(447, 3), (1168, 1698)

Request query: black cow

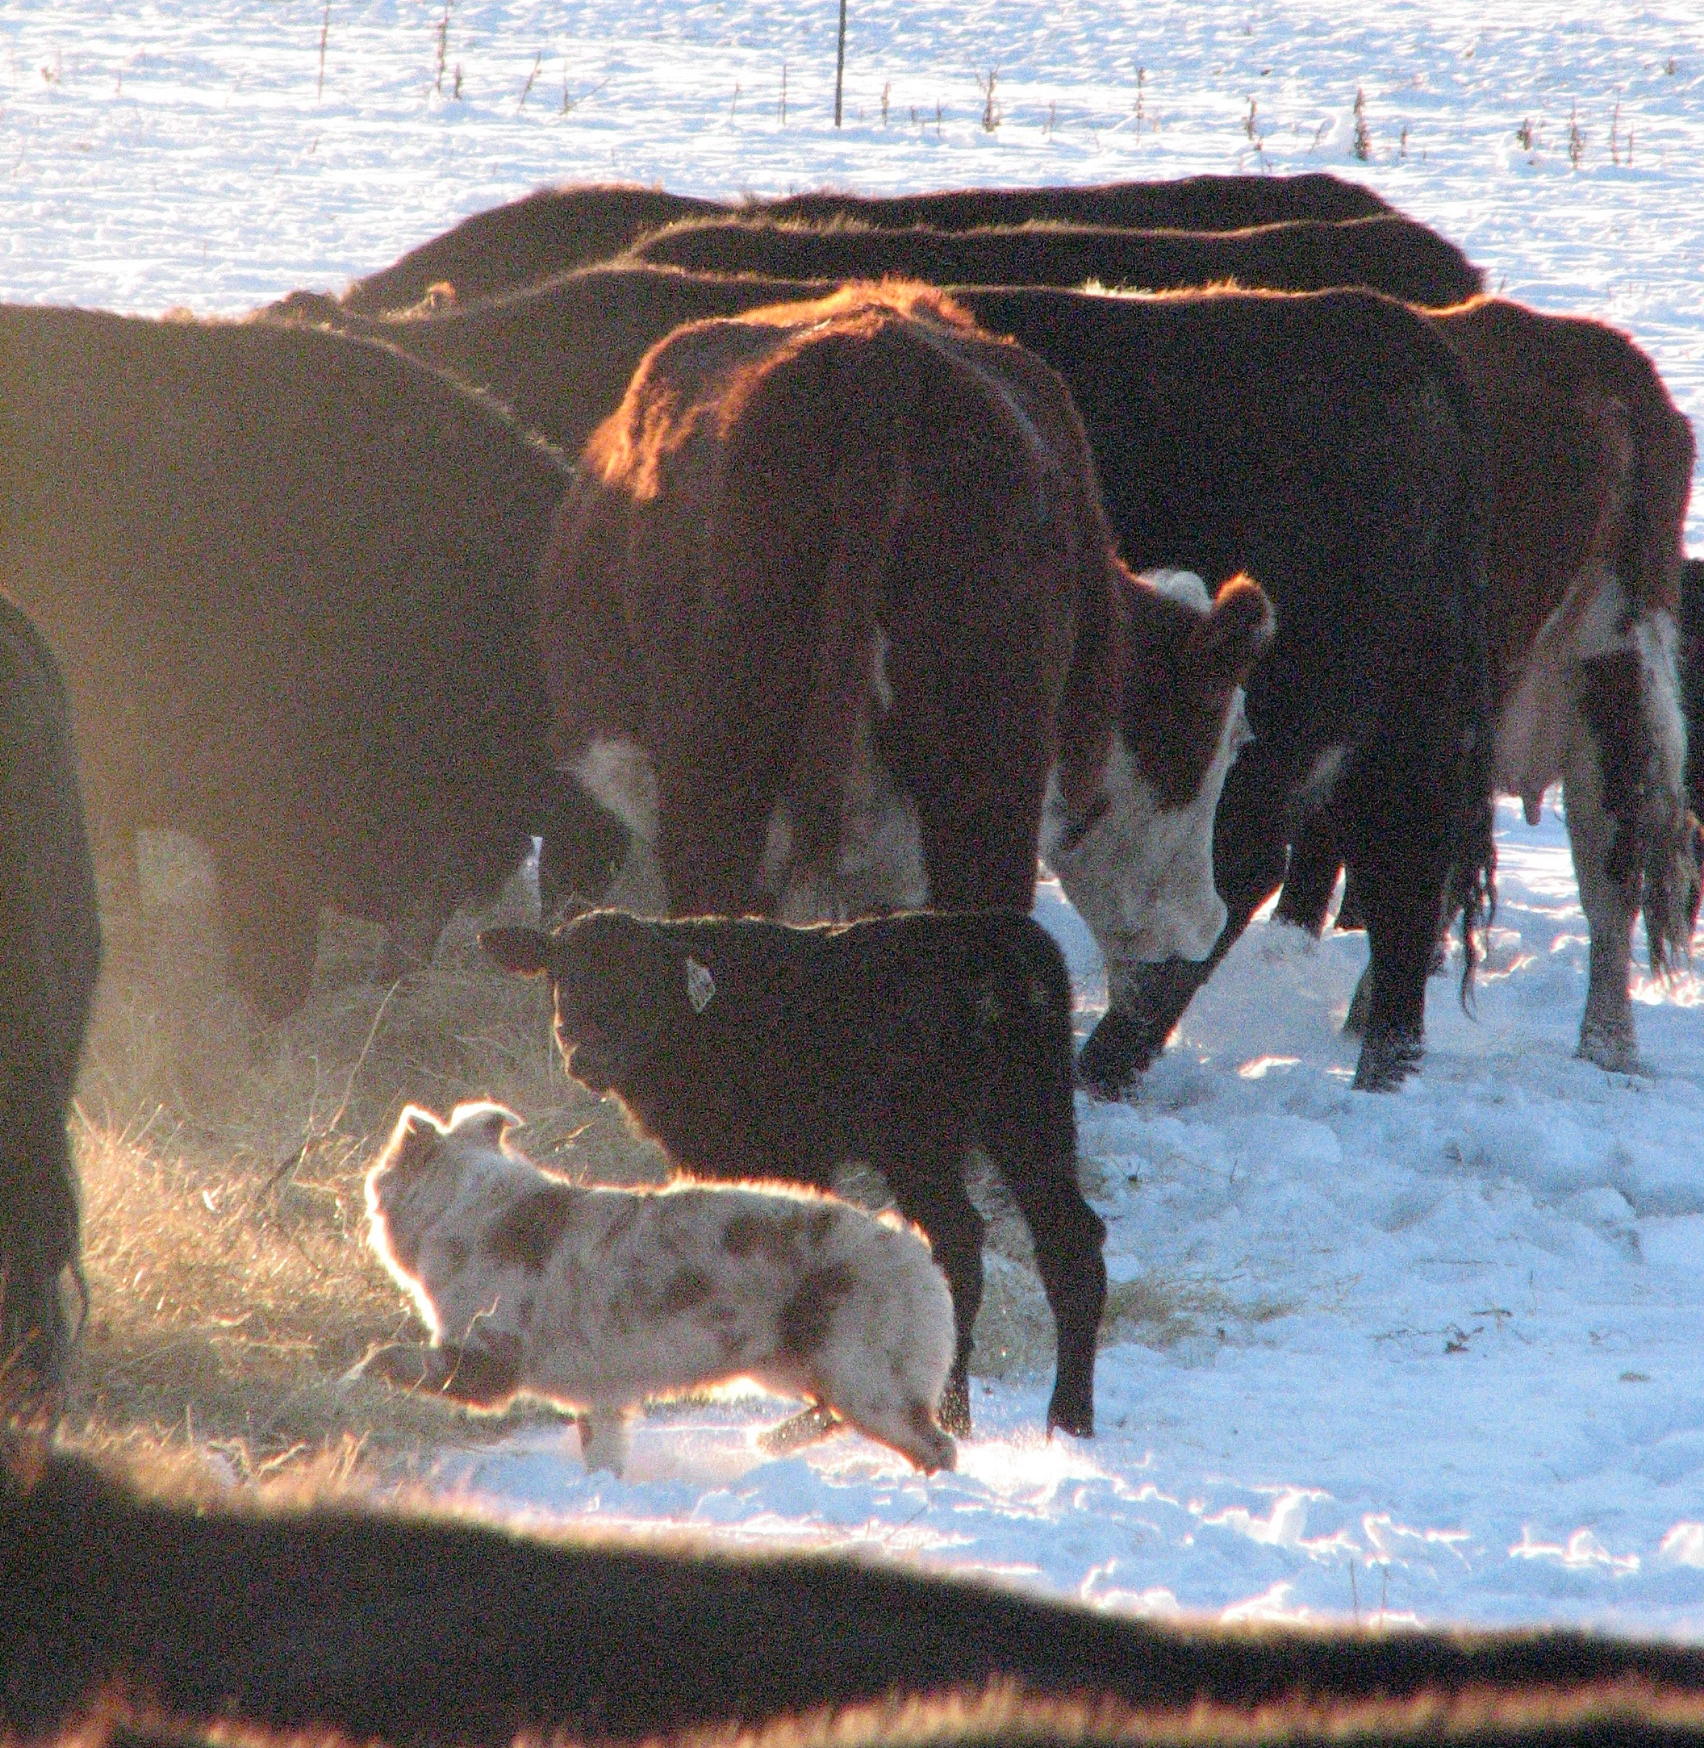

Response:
(481, 908), (1104, 1440)
(759, 171), (1392, 232)
(0, 598), (100, 1405)
(10, 1437), (1704, 1748)
(630, 212), (1484, 309)
(267, 172), (1395, 318)
(0, 303), (569, 1021)
(274, 267), (1494, 1091)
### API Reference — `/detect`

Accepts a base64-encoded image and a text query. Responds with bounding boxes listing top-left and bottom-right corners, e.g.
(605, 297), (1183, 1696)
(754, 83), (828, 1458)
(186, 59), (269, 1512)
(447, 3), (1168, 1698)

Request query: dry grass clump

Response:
(60, 836), (664, 1474)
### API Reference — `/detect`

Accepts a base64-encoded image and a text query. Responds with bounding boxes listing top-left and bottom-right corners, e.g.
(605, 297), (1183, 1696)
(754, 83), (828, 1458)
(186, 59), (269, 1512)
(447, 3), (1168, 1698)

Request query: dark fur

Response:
(1683, 558), (1704, 835)
(0, 598), (100, 1402)
(630, 212), (1484, 309)
(481, 908), (1105, 1440)
(266, 173), (1393, 318)
(0, 303), (569, 1020)
(1279, 299), (1696, 1071)
(9, 1441), (1704, 1748)
(270, 266), (1493, 1089)
(758, 172), (1392, 232)
(331, 184), (725, 313)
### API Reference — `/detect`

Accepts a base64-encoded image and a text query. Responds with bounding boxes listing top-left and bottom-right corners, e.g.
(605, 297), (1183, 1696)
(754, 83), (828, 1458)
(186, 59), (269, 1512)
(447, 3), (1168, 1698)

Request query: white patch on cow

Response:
(1296, 744), (1348, 814)
(568, 734), (668, 913)
(570, 735), (657, 845)
(761, 650), (929, 922)
(1143, 569), (1213, 613)
(685, 956), (715, 1014)
(871, 626), (896, 715)
(1044, 689), (1248, 974)
(1496, 569), (1617, 821)
(1633, 604), (1688, 808)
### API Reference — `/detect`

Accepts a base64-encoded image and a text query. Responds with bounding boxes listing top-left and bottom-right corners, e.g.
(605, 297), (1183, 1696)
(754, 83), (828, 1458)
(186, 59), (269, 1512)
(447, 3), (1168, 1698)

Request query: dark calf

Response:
(0, 598), (100, 1404)
(482, 907), (1105, 1440)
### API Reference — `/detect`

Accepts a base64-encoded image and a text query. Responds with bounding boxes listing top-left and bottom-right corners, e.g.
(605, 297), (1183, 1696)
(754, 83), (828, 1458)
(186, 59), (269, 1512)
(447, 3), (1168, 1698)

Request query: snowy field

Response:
(5, 0), (1704, 1637)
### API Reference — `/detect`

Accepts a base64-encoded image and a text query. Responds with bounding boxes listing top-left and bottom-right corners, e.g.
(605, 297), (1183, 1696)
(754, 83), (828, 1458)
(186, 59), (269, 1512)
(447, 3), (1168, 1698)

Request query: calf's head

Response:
(1046, 570), (1273, 965)
(481, 911), (685, 1094)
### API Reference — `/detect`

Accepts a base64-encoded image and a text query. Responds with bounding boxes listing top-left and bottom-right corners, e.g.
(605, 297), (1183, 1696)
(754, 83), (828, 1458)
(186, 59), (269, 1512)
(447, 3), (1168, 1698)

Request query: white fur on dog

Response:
(362, 1102), (958, 1475)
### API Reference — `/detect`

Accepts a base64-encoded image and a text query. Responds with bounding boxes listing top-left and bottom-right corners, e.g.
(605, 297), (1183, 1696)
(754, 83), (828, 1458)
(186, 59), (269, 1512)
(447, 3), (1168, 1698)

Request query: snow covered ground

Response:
(5, 0), (1704, 1638)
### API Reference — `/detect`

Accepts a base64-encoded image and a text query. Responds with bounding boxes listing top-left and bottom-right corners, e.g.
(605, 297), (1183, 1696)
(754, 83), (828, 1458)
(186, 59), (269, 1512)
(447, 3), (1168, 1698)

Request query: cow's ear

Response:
(480, 926), (555, 978)
(1187, 574), (1275, 684)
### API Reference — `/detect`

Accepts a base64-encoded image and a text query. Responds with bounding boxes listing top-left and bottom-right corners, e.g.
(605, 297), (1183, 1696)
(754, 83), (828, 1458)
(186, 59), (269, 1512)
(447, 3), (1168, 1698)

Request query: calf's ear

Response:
(480, 926), (556, 978)
(1187, 574), (1276, 685)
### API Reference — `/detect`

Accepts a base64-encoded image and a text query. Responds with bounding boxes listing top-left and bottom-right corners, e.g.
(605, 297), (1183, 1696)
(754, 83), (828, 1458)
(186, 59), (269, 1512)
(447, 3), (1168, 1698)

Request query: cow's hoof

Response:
(1046, 1399), (1094, 1440)
(1351, 1032), (1422, 1092)
(1074, 1012), (1157, 1100)
(938, 1377), (972, 1438)
(1577, 1023), (1642, 1076)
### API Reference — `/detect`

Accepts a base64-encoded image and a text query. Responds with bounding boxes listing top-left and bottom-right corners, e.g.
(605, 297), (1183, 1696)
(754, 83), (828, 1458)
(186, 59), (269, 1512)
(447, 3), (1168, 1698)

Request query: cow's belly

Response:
(1493, 566), (1619, 821)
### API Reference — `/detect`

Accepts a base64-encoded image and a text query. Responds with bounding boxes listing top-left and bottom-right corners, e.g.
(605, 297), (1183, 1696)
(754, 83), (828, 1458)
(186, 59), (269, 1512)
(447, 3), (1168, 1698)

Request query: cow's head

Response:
(1044, 569), (1273, 966)
(481, 911), (682, 1094)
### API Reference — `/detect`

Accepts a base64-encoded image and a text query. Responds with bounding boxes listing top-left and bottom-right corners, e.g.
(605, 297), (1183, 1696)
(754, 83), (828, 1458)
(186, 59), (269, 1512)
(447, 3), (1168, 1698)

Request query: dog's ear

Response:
(385, 1104), (446, 1172)
(447, 1102), (523, 1150)
(480, 926), (556, 978)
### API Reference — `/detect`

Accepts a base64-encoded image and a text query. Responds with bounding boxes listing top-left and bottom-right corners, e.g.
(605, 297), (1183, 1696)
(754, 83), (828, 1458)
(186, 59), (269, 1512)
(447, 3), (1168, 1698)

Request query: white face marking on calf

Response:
(1044, 691), (1249, 968)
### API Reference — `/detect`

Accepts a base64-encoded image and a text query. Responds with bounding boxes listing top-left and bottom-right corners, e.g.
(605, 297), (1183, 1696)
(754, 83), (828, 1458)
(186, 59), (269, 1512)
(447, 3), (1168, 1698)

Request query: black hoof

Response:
(1351, 1031), (1423, 1092)
(1075, 1011), (1158, 1101)
(1046, 1398), (1094, 1439)
(938, 1376), (972, 1438)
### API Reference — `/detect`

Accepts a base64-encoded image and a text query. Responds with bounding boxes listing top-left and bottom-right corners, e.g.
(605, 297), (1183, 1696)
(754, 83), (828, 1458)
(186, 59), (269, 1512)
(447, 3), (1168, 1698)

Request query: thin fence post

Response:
(834, 0), (847, 126)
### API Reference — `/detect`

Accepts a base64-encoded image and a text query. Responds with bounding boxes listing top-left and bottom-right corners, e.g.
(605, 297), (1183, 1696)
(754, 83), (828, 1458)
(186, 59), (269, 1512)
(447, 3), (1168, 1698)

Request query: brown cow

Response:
(538, 282), (1273, 999)
(1278, 296), (1696, 1072)
(0, 302), (568, 1022)
(12, 1436), (1704, 1748)
(267, 265), (1490, 1093)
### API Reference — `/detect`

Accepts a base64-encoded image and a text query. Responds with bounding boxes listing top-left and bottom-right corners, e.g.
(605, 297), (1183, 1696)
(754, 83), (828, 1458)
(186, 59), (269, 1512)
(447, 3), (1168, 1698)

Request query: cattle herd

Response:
(3, 168), (1704, 1746)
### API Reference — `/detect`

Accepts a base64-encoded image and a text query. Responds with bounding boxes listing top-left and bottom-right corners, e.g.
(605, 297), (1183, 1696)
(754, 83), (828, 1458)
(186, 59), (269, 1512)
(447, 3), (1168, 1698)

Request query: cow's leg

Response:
(1076, 746), (1295, 1098)
(878, 1166), (986, 1438)
(988, 1152), (1106, 1439)
(0, 1119), (78, 1406)
(1273, 811), (1343, 936)
(213, 857), (322, 1024)
(1568, 622), (1693, 1071)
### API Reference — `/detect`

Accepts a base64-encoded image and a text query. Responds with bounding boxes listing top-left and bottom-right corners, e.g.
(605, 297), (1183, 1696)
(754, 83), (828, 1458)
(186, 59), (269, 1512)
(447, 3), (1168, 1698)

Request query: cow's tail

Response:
(713, 319), (914, 892)
(1610, 335), (1698, 973)
(1428, 336), (1499, 1007)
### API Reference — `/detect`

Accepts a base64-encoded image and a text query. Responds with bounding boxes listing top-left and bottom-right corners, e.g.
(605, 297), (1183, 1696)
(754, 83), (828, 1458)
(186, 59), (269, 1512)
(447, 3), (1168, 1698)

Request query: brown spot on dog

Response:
(438, 1237), (470, 1274)
(656, 1267), (713, 1317)
(722, 1210), (803, 1262)
(777, 1261), (856, 1358)
(485, 1184), (574, 1272)
(434, 1333), (524, 1407)
(808, 1206), (836, 1248)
